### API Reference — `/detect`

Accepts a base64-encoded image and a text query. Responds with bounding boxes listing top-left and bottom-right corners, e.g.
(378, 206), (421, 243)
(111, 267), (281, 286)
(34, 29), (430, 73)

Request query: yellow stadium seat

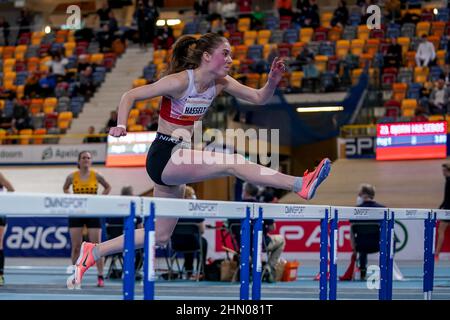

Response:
(3, 58), (16, 72)
(416, 21), (431, 37)
(431, 21), (446, 37)
(401, 108), (415, 117)
(44, 97), (58, 109)
(290, 71), (303, 88)
(43, 104), (55, 114)
(133, 78), (147, 88)
(19, 129), (33, 145)
(359, 53), (374, 68)
(153, 49), (167, 65)
(437, 50), (446, 66)
(15, 45), (27, 60)
(351, 39), (365, 56)
(414, 66), (429, 83)
(64, 42), (76, 57)
(263, 44), (277, 60)
(30, 98), (44, 115)
(128, 124), (144, 132)
(238, 17), (251, 32)
(405, 51), (416, 68)
(392, 83), (408, 101)
(351, 68), (363, 85)
(150, 97), (161, 109)
(2, 46), (15, 59)
(0, 100), (4, 111)
(243, 30), (257, 46)
(314, 55), (328, 73)
(365, 39), (380, 56)
(172, 22), (185, 38)
(90, 53), (104, 65)
(429, 115), (445, 122)
(16, 85), (24, 99)
(401, 99), (418, 110)
(233, 44), (248, 61)
(300, 28), (314, 43)
(0, 128), (6, 145)
(3, 80), (16, 91)
(321, 12), (333, 28)
(357, 25), (370, 41)
(336, 40), (350, 59)
(135, 100), (149, 111)
(31, 32), (44, 45)
(257, 30), (271, 45)
(397, 37), (410, 56)
(245, 73), (261, 89)
(4, 71), (16, 82)
(129, 109), (140, 119)
(33, 128), (47, 144)
(328, 27), (342, 42)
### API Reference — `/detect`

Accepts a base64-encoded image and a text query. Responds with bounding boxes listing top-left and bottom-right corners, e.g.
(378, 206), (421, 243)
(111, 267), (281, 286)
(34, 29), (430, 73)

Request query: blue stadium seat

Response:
(406, 83), (422, 99)
(283, 29), (298, 44)
(183, 22), (198, 34)
(319, 42), (335, 56)
(264, 15), (279, 30)
(247, 45), (263, 60)
(437, 8), (449, 22)
(386, 24), (401, 39)
(430, 66), (443, 81)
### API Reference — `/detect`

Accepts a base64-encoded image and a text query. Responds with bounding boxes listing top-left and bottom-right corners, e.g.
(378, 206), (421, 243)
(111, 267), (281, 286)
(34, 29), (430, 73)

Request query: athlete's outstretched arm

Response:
(110, 73), (187, 137)
(223, 57), (285, 105)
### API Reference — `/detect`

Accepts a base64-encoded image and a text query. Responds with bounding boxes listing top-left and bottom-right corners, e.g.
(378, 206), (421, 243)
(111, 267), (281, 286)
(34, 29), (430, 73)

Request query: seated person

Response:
(172, 186), (208, 280)
(228, 183), (286, 283)
(340, 183), (384, 281)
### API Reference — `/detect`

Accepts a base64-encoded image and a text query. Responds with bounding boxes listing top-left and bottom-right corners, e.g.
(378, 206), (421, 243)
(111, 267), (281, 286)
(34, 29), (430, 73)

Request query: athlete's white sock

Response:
(293, 177), (303, 193)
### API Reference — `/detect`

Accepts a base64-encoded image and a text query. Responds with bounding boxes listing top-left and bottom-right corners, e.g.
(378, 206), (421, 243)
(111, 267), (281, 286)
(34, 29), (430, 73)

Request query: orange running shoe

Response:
(298, 158), (331, 200)
(67, 242), (97, 289)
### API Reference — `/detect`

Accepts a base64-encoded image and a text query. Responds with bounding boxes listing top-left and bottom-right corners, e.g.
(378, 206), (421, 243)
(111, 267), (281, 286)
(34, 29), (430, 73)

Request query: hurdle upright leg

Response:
(144, 201), (156, 300)
(123, 201), (136, 300)
(429, 213), (437, 300)
(329, 209), (338, 300)
(386, 212), (394, 300)
(319, 209), (329, 300)
(378, 210), (388, 300)
(251, 207), (263, 300)
(239, 207), (252, 300)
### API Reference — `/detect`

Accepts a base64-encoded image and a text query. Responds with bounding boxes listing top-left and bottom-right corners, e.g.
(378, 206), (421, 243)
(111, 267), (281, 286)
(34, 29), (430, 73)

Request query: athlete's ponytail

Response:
(167, 33), (227, 75)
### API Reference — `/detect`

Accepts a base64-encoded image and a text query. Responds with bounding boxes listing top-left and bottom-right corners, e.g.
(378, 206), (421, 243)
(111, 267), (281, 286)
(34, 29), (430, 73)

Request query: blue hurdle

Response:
(0, 192), (140, 300)
(328, 206), (389, 300)
(251, 203), (330, 300)
(141, 197), (252, 300)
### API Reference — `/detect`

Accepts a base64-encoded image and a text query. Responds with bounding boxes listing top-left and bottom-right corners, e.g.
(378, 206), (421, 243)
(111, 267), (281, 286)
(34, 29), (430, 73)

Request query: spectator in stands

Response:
(259, 187), (286, 283)
(63, 151), (111, 287)
(303, 55), (320, 92)
(107, 10), (119, 36)
(251, 5), (265, 30)
(277, 0), (293, 17)
(0, 172), (15, 286)
(173, 185), (208, 280)
(302, 0), (320, 29)
(360, 0), (376, 26)
(441, 65), (450, 87)
(16, 9), (32, 39)
(97, 24), (114, 53)
(0, 111), (12, 132)
(222, 0), (237, 24)
(340, 183), (385, 281)
(77, 54), (92, 73)
(207, 0), (223, 21)
(290, 45), (314, 71)
(153, 26), (175, 50)
(24, 71), (42, 98)
(96, 0), (112, 28)
(106, 110), (118, 132)
(0, 16), (10, 46)
(385, 37), (402, 69)
(10, 102), (33, 138)
(83, 126), (102, 143)
(46, 53), (69, 82)
(78, 66), (96, 98)
(331, 0), (349, 28)
(436, 163), (450, 261)
(134, 0), (159, 50)
(194, 0), (210, 16)
(38, 71), (57, 97)
(148, 112), (159, 131)
(428, 79), (449, 115)
(415, 34), (436, 68)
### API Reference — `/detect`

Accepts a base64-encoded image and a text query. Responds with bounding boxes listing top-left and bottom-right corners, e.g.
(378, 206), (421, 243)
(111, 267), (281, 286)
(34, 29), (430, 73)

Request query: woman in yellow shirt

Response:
(63, 151), (111, 287)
